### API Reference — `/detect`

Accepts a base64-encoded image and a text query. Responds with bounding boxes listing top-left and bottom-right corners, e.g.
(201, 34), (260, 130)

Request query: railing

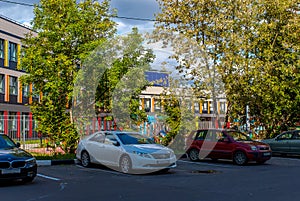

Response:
(1, 114), (226, 154)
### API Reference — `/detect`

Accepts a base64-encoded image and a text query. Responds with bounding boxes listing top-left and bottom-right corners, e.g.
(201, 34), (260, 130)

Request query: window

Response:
(0, 74), (4, 94)
(202, 102), (208, 113)
(194, 102), (199, 113)
(154, 99), (161, 112)
(0, 39), (4, 59)
(9, 42), (17, 62)
(196, 130), (207, 140)
(22, 84), (29, 97)
(9, 76), (18, 95)
(21, 113), (29, 131)
(144, 98), (151, 112)
(292, 131), (300, 140)
(210, 101), (214, 113)
(32, 84), (39, 98)
(220, 102), (226, 114)
(8, 112), (17, 131)
(104, 133), (117, 145)
(90, 133), (105, 143)
(277, 132), (292, 140)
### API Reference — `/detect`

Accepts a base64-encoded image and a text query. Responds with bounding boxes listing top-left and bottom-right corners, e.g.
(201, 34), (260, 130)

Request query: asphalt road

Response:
(1, 156), (300, 201)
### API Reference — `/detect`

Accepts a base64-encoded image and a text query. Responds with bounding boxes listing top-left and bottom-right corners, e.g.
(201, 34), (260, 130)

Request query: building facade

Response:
(0, 15), (38, 139)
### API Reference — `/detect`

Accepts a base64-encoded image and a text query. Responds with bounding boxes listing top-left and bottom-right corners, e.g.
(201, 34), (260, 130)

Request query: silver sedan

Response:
(76, 131), (177, 174)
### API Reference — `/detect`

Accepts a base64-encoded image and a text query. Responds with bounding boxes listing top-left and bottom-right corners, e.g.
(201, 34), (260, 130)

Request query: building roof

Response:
(145, 71), (169, 87)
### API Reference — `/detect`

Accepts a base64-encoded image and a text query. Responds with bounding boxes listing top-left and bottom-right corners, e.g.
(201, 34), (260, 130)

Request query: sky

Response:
(0, 0), (180, 76)
(0, 0), (160, 34)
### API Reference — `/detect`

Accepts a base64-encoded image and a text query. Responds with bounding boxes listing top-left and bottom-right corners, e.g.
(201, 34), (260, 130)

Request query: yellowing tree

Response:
(154, 0), (300, 137)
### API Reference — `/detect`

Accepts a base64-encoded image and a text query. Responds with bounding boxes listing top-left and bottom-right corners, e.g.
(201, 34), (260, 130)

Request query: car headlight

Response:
(26, 158), (36, 167)
(250, 146), (258, 151)
(170, 151), (175, 158)
(133, 151), (152, 159)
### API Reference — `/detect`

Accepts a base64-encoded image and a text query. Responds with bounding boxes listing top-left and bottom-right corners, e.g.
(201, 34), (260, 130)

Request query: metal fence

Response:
(0, 115), (47, 153)
(1, 115), (225, 154)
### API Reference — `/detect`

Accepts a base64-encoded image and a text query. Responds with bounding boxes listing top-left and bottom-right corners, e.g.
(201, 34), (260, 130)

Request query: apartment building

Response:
(0, 15), (38, 139)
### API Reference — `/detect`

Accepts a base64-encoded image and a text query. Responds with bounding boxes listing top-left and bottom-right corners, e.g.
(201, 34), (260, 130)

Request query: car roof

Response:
(94, 130), (141, 134)
(194, 128), (237, 132)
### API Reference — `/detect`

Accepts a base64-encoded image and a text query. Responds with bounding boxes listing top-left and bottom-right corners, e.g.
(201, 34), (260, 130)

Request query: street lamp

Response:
(246, 78), (254, 132)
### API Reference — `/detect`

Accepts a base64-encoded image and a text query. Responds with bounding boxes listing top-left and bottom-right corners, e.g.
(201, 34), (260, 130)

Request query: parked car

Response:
(0, 134), (37, 182)
(261, 130), (300, 155)
(185, 129), (272, 165)
(76, 131), (177, 174)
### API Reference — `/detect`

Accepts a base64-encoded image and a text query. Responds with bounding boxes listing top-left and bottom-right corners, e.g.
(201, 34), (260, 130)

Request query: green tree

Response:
(153, 0), (226, 128)
(95, 28), (155, 129)
(158, 78), (195, 156)
(154, 0), (299, 137)
(20, 0), (116, 153)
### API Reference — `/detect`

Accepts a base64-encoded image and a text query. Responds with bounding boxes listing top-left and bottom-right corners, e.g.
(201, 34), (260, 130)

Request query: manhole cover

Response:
(190, 170), (221, 174)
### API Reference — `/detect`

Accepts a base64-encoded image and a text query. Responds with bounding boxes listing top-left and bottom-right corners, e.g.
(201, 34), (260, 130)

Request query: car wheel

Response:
(188, 149), (200, 161)
(233, 151), (248, 165)
(81, 151), (91, 167)
(119, 155), (132, 174)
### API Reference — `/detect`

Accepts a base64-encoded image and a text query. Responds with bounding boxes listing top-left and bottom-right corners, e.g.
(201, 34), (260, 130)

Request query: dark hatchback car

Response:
(186, 129), (272, 165)
(0, 134), (37, 182)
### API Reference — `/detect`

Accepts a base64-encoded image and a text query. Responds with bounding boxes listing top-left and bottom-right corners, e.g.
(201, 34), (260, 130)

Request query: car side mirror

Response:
(16, 142), (21, 148)
(113, 141), (120, 146)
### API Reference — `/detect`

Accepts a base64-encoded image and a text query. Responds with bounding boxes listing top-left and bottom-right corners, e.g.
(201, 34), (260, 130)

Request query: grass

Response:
(32, 153), (76, 160)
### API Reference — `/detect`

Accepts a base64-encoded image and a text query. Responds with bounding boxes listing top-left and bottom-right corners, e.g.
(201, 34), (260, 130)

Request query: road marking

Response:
(178, 159), (235, 168)
(37, 173), (61, 181)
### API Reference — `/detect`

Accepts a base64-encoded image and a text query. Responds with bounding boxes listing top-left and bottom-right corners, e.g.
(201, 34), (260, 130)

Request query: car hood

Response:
(0, 148), (33, 161)
(241, 141), (269, 147)
(260, 139), (274, 143)
(124, 144), (172, 154)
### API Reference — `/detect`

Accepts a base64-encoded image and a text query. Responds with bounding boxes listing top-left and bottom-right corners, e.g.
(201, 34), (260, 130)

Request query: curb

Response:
(37, 159), (77, 166)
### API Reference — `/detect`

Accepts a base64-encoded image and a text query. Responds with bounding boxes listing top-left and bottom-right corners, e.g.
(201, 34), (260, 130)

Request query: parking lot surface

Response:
(1, 156), (300, 201)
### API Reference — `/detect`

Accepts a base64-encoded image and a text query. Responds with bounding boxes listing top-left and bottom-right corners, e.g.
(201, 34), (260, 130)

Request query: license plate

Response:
(263, 152), (271, 156)
(157, 160), (170, 164)
(1, 168), (21, 174)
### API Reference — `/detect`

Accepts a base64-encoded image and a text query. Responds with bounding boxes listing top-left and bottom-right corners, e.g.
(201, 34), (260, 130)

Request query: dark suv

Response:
(185, 129), (272, 165)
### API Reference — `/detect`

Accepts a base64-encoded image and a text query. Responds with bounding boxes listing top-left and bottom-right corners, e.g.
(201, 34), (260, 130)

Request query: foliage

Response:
(32, 153), (76, 160)
(155, 0), (300, 138)
(95, 28), (155, 128)
(160, 79), (195, 147)
(20, 0), (116, 153)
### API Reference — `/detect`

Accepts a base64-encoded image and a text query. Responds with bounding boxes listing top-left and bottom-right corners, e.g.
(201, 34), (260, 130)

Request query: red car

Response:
(185, 129), (272, 165)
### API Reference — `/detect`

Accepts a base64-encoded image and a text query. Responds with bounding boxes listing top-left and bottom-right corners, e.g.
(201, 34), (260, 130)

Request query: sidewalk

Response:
(37, 159), (78, 166)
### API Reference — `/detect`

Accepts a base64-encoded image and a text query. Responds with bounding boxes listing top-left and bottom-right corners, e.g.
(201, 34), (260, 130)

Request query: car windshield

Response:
(227, 131), (252, 141)
(117, 133), (155, 145)
(0, 135), (17, 149)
